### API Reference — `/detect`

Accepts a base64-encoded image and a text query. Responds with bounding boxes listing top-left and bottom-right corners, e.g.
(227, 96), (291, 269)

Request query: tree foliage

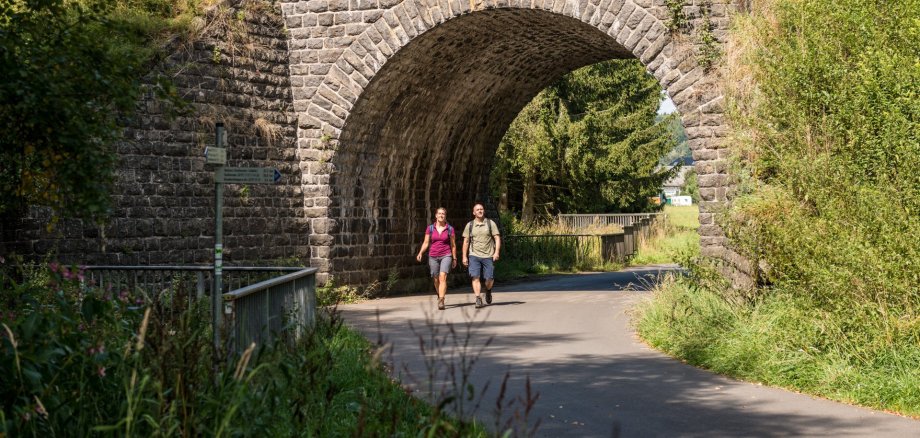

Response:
(0, 0), (179, 222)
(493, 59), (677, 222)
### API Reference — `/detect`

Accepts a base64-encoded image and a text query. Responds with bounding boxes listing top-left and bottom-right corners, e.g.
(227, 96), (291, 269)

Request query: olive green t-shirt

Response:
(463, 219), (500, 258)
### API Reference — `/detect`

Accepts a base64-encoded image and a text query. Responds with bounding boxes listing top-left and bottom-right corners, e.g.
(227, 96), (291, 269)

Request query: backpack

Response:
(428, 223), (454, 240)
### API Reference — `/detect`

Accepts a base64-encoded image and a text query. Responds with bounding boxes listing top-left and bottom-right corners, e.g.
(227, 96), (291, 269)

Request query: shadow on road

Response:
(338, 269), (917, 437)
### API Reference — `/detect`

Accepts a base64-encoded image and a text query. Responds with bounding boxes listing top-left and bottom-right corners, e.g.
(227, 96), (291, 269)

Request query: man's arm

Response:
(492, 234), (501, 261)
(462, 237), (470, 266)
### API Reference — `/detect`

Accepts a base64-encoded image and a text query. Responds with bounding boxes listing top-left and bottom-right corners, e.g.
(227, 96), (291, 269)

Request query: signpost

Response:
(209, 123), (281, 353)
(212, 124), (227, 352)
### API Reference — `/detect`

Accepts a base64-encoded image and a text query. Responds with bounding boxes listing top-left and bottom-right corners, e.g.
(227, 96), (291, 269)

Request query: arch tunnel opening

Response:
(328, 8), (683, 287)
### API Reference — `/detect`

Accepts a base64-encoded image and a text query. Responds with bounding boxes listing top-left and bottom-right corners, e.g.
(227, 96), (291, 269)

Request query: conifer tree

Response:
(493, 59), (677, 221)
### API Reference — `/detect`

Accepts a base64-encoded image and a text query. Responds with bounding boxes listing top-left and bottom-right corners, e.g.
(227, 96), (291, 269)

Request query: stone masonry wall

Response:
(280, 0), (740, 286)
(1, 2), (310, 267)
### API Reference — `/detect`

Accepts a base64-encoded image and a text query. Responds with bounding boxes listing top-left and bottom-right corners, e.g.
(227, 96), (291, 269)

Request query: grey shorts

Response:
(428, 255), (452, 277)
(468, 255), (494, 280)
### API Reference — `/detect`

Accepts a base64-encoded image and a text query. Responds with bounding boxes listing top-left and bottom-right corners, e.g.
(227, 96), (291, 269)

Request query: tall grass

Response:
(630, 205), (700, 265)
(722, 0), (920, 314)
(498, 213), (621, 279)
(636, 275), (920, 417)
(0, 262), (495, 435)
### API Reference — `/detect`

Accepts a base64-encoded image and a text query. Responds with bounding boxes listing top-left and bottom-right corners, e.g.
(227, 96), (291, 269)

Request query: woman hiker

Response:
(416, 207), (458, 310)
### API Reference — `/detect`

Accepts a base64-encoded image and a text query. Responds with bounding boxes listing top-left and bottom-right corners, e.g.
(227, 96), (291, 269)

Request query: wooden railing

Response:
(505, 214), (662, 265)
(557, 212), (666, 229)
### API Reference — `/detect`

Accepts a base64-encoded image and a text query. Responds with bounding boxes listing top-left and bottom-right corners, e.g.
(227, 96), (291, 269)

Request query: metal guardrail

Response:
(83, 265), (315, 352)
(557, 212), (665, 229)
(83, 265), (304, 302)
(223, 268), (317, 352)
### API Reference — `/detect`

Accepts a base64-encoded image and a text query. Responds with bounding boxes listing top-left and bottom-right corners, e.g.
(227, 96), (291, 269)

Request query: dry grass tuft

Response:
(254, 117), (282, 147)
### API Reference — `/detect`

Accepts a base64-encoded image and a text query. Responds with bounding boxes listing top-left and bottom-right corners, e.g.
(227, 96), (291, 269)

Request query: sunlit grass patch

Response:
(635, 273), (920, 418)
(630, 205), (700, 265)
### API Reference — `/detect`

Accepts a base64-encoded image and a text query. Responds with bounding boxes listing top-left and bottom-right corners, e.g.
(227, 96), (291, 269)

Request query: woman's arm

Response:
(450, 231), (458, 268)
(416, 233), (430, 262)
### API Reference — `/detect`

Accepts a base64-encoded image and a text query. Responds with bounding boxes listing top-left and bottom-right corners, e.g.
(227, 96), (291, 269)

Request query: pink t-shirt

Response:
(426, 224), (454, 257)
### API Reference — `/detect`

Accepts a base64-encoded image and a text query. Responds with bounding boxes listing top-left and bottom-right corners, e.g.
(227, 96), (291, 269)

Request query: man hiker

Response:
(462, 203), (501, 308)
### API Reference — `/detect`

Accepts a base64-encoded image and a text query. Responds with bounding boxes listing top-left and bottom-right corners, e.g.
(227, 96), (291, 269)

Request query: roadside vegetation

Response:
(630, 205), (700, 266)
(0, 0), (238, 223)
(495, 213), (623, 280)
(0, 261), (495, 435)
(636, 0), (920, 417)
(496, 203), (701, 280)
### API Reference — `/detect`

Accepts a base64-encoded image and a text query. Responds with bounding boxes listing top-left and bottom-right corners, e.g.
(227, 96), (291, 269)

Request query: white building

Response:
(662, 163), (693, 198)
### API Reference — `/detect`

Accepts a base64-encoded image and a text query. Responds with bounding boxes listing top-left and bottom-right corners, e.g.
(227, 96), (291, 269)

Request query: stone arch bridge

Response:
(1, 0), (742, 287)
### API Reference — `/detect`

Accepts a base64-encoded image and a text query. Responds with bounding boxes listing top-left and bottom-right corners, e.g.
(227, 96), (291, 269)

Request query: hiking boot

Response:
(438, 297), (445, 310)
(485, 288), (493, 305)
(475, 296), (484, 308)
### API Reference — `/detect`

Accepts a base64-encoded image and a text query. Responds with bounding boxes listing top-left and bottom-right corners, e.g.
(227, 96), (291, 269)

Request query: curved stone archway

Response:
(280, 0), (734, 285)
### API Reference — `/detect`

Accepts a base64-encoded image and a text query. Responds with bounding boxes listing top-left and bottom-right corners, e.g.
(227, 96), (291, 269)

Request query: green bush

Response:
(0, 0), (198, 221)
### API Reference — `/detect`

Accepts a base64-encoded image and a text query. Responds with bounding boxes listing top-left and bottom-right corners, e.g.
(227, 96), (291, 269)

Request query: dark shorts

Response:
(428, 255), (452, 277)
(468, 255), (494, 280)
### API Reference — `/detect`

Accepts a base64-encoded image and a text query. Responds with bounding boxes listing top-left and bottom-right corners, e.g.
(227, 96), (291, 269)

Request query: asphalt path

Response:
(338, 266), (920, 437)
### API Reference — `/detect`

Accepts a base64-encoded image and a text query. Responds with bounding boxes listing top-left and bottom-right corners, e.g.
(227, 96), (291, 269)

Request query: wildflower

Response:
(34, 396), (48, 418)
(49, 262), (59, 273)
(135, 297), (144, 305)
(97, 366), (106, 378)
(118, 291), (129, 303)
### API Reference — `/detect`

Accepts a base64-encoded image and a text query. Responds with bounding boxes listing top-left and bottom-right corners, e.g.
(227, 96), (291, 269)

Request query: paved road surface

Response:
(338, 266), (920, 437)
